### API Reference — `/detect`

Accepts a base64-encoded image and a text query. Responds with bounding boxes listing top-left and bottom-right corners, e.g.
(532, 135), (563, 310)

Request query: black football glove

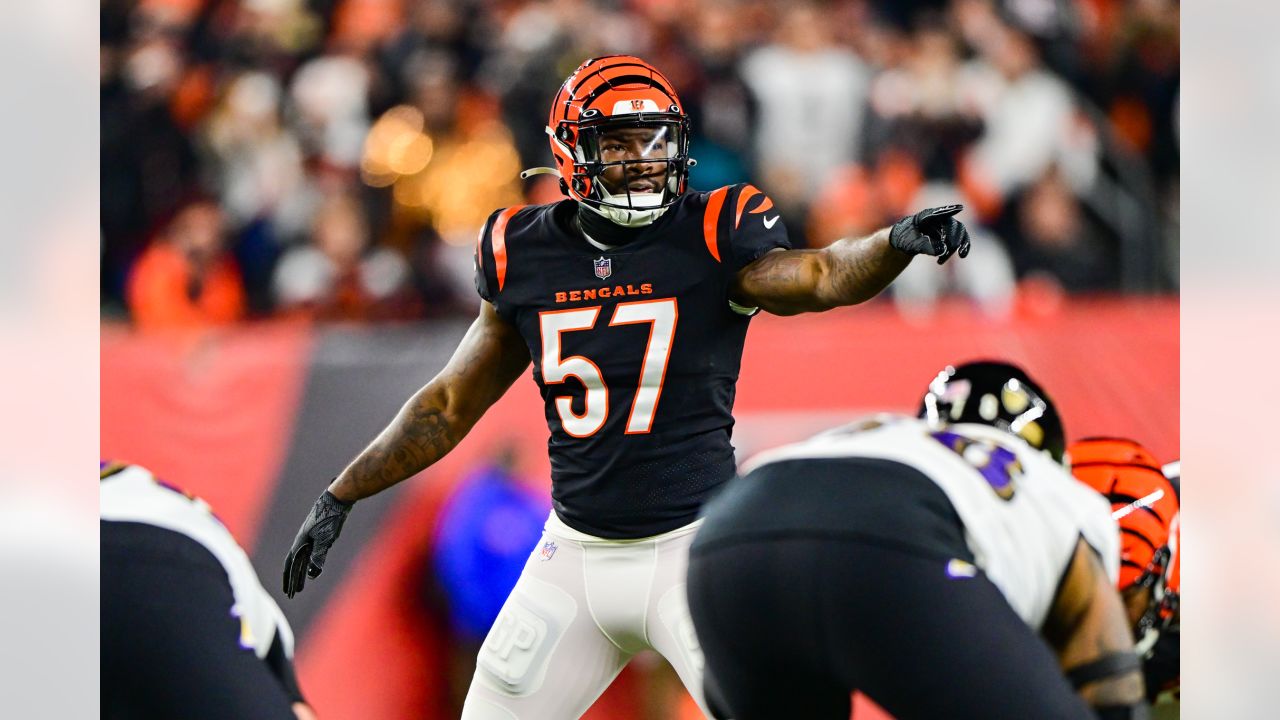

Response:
(889, 204), (972, 265)
(283, 490), (352, 598)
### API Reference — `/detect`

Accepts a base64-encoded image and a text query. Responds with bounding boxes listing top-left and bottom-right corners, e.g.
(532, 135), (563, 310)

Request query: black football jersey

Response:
(474, 184), (790, 538)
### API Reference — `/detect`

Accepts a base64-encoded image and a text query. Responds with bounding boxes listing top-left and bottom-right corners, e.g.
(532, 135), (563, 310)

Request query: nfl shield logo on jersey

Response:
(539, 540), (558, 561)
(593, 256), (612, 279)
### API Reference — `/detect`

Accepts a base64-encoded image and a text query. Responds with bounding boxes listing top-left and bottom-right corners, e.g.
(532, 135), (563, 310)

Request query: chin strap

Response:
(582, 199), (667, 227)
(519, 166), (559, 179)
(519, 165), (670, 227)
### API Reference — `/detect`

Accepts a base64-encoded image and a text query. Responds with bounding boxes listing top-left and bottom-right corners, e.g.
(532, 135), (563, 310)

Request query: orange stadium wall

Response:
(101, 297), (1178, 720)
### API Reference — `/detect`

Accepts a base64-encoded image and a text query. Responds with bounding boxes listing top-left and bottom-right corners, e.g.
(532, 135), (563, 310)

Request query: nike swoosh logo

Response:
(763, 215), (780, 229)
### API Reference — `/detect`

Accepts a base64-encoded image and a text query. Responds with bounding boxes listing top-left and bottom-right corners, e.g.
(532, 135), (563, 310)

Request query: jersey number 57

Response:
(538, 298), (678, 437)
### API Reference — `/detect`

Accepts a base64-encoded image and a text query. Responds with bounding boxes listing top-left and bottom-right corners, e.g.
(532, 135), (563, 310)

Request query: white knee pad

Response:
(475, 577), (578, 697)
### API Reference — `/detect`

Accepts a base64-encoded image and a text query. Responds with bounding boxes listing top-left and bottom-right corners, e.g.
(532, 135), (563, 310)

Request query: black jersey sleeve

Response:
(474, 209), (503, 303)
(722, 183), (792, 273)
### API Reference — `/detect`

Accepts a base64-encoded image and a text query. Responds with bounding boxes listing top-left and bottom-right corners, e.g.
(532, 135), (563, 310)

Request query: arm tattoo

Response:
(734, 228), (906, 314)
(820, 228), (906, 307)
(343, 402), (456, 499)
(744, 252), (808, 289)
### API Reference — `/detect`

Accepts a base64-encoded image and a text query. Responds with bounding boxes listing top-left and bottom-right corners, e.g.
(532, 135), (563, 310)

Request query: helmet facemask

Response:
(550, 114), (690, 227)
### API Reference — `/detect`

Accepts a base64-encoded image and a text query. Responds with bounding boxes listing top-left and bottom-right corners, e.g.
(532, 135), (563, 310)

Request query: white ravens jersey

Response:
(100, 463), (295, 661)
(740, 415), (1120, 630)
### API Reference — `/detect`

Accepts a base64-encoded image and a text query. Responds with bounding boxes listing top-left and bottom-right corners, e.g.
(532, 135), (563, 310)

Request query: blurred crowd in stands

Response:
(101, 0), (1179, 328)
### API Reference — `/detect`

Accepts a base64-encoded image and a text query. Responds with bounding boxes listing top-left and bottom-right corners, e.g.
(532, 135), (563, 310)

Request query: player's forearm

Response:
(736, 228), (908, 316)
(814, 227), (909, 308)
(327, 382), (471, 503)
(1046, 544), (1148, 709)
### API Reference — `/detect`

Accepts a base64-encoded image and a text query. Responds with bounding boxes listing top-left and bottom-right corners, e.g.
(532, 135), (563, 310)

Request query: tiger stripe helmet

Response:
(1069, 437), (1178, 591)
(1070, 436), (1180, 654)
(546, 55), (691, 226)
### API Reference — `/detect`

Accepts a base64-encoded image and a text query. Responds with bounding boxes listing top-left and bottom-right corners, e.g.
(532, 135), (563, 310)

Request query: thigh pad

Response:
(476, 577), (578, 697)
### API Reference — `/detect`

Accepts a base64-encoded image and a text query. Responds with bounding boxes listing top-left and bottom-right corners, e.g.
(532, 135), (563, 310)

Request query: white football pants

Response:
(460, 512), (710, 720)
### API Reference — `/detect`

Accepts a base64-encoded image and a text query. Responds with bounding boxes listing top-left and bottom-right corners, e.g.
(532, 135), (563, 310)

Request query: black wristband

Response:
(1094, 702), (1150, 720)
(1066, 651), (1142, 688)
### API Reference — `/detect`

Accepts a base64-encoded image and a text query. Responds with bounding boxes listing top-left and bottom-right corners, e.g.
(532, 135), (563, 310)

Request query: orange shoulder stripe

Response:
(703, 187), (729, 262)
(734, 185), (760, 229)
(491, 205), (526, 291)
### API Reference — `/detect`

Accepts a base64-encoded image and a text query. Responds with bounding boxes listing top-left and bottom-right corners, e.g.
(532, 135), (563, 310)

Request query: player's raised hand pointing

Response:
(889, 204), (972, 265)
(283, 490), (352, 598)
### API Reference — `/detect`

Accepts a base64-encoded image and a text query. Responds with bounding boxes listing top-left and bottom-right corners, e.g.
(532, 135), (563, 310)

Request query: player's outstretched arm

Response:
(328, 300), (530, 502)
(1042, 539), (1148, 715)
(731, 205), (971, 316)
(283, 301), (529, 597)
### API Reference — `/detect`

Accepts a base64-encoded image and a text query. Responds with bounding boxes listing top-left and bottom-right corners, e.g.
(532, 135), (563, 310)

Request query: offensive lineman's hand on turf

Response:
(283, 490), (352, 598)
(889, 204), (972, 265)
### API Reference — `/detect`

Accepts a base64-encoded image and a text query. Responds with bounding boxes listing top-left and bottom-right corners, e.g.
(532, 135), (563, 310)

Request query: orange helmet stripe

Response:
(568, 59), (676, 103)
(703, 187), (729, 262)
(491, 205), (526, 292)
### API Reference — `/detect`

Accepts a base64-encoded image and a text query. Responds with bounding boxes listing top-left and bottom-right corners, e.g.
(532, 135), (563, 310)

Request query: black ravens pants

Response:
(102, 522), (301, 720)
(687, 534), (1096, 720)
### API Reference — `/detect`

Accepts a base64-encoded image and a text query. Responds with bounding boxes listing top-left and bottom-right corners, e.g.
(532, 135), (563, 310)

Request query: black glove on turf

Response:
(283, 490), (352, 598)
(889, 204), (972, 265)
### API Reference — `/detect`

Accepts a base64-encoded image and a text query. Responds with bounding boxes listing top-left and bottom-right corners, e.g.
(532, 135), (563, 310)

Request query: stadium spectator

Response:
(288, 51), (371, 170)
(101, 2), (200, 303)
(273, 192), (413, 321)
(679, 0), (758, 190)
(203, 71), (307, 236)
(740, 2), (872, 234)
(864, 12), (983, 187)
(957, 13), (1099, 217)
(126, 199), (247, 329)
(100, 0), (1180, 316)
(1012, 167), (1117, 291)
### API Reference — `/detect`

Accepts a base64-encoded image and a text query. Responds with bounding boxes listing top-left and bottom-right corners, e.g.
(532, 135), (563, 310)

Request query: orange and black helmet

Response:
(1070, 436), (1178, 591)
(1070, 435), (1181, 654)
(544, 56), (691, 224)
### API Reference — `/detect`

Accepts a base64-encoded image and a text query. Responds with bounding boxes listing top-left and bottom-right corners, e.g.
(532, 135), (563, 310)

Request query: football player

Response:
(282, 55), (971, 719)
(1070, 438), (1181, 703)
(102, 462), (314, 720)
(687, 361), (1148, 719)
